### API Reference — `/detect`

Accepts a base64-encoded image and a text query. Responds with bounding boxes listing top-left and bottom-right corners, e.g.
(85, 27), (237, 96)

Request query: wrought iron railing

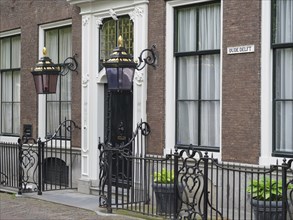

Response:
(98, 122), (293, 220)
(0, 141), (19, 188)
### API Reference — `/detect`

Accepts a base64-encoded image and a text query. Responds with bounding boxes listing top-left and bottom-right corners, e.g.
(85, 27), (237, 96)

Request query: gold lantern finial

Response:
(42, 47), (47, 56)
(118, 35), (123, 47)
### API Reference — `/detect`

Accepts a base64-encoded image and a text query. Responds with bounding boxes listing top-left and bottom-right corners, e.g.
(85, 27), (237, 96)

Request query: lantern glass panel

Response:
(106, 67), (135, 90)
(121, 67), (135, 90)
(33, 73), (59, 94)
(106, 67), (119, 90)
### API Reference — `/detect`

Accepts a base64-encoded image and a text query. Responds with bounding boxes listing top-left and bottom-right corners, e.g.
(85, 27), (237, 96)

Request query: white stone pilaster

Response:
(132, 4), (148, 156)
(80, 14), (99, 183)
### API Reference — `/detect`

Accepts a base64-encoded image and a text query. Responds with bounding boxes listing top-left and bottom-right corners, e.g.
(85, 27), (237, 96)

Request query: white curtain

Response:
(0, 38), (11, 69)
(199, 4), (221, 50)
(177, 56), (199, 145)
(13, 70), (20, 134)
(275, 48), (293, 152)
(177, 7), (197, 52)
(11, 36), (21, 68)
(1, 71), (12, 133)
(46, 27), (72, 135)
(176, 3), (220, 147)
(275, 0), (293, 44)
(0, 36), (20, 134)
(201, 55), (220, 147)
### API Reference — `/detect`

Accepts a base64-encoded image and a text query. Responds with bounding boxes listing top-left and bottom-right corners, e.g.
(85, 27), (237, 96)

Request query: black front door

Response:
(104, 87), (133, 186)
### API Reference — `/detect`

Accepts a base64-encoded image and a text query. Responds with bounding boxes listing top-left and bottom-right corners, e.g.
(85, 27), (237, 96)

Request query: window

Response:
(0, 35), (21, 135)
(99, 16), (133, 70)
(175, 2), (221, 151)
(45, 26), (72, 138)
(272, 0), (293, 156)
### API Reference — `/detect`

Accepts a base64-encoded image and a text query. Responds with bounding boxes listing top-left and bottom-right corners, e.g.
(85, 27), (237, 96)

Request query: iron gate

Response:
(98, 122), (293, 219)
(0, 119), (80, 194)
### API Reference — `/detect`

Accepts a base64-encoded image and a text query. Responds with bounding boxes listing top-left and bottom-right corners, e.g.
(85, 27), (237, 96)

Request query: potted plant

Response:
(247, 178), (293, 220)
(152, 168), (184, 216)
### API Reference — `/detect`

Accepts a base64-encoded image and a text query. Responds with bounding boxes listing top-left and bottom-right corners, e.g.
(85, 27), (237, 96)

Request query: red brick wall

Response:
(0, 0), (81, 147)
(147, 0), (166, 155)
(222, 0), (261, 164)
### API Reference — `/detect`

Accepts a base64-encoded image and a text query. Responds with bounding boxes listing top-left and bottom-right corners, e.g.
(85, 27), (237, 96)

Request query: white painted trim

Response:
(167, 0), (213, 7)
(218, 0), (223, 161)
(68, 0), (149, 15)
(39, 19), (72, 30)
(165, 1), (176, 155)
(260, 0), (272, 164)
(0, 136), (19, 143)
(96, 68), (107, 84)
(165, 0), (222, 160)
(81, 155), (89, 176)
(0, 29), (21, 38)
(79, 2), (149, 183)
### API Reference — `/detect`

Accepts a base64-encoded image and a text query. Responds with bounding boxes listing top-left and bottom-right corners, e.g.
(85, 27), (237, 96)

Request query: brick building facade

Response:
(0, 0), (82, 147)
(1, 0), (292, 194)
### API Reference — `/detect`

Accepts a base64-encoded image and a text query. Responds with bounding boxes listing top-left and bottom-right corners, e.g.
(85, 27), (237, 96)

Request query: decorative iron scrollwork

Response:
(136, 45), (157, 71)
(175, 148), (224, 220)
(139, 121), (151, 136)
(45, 119), (80, 141)
(60, 54), (78, 76)
(98, 142), (110, 208)
(18, 137), (40, 194)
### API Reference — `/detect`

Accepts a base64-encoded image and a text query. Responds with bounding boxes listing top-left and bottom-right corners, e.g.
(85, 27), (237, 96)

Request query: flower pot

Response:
(251, 199), (283, 220)
(152, 183), (184, 216)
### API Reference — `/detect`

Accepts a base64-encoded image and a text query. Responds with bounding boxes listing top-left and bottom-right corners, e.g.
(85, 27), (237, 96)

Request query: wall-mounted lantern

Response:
(102, 36), (157, 91)
(31, 48), (78, 94)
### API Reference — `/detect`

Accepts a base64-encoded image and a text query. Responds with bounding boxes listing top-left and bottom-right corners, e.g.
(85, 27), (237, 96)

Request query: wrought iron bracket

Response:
(136, 45), (157, 71)
(58, 54), (78, 76)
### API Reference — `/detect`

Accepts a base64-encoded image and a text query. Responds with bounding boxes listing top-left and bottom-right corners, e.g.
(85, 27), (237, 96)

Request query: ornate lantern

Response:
(102, 36), (137, 90)
(31, 47), (78, 94)
(31, 48), (60, 94)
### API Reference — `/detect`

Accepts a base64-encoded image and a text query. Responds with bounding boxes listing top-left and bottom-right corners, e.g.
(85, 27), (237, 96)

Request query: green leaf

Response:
(153, 168), (174, 183)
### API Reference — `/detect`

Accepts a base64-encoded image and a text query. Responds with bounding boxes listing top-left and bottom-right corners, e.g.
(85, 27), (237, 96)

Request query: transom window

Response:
(0, 35), (21, 135)
(99, 15), (133, 70)
(175, 2), (221, 151)
(45, 26), (72, 138)
(272, 0), (293, 156)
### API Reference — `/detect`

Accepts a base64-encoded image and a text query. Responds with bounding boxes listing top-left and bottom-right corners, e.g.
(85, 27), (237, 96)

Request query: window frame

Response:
(271, 0), (293, 157)
(174, 1), (221, 151)
(0, 34), (21, 136)
(44, 25), (72, 139)
(37, 19), (72, 141)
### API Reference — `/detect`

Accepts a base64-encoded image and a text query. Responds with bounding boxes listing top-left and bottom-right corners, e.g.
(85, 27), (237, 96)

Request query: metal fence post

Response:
(17, 138), (22, 195)
(203, 152), (209, 220)
(174, 148), (179, 219)
(107, 149), (113, 213)
(37, 138), (42, 195)
(282, 159), (288, 220)
(41, 141), (45, 191)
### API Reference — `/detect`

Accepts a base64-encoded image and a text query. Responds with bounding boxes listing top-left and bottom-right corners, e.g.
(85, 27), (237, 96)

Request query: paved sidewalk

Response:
(0, 189), (143, 220)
